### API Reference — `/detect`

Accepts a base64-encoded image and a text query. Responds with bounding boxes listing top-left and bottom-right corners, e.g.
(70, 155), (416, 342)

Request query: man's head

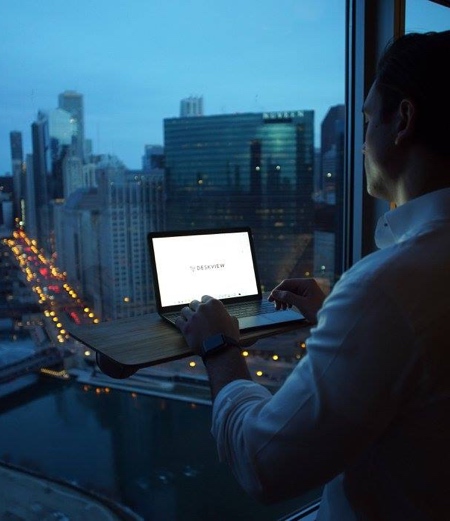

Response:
(376, 30), (450, 157)
(363, 31), (450, 204)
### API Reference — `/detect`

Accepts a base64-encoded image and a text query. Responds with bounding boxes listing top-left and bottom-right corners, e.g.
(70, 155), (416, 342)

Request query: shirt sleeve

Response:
(211, 270), (418, 504)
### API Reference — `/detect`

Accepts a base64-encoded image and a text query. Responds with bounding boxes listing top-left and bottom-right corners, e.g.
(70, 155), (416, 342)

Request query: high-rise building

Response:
(163, 109), (315, 289)
(45, 108), (77, 148)
(180, 96), (203, 117)
(28, 109), (76, 252)
(61, 151), (97, 201)
(96, 156), (157, 319)
(54, 186), (101, 309)
(9, 131), (25, 224)
(315, 104), (345, 282)
(9, 131), (23, 161)
(30, 115), (52, 252)
(58, 90), (85, 161)
(321, 106), (345, 162)
(45, 108), (78, 201)
(56, 155), (157, 320)
(142, 145), (166, 231)
(142, 145), (164, 171)
(62, 154), (84, 199)
(0, 176), (14, 234)
(320, 104), (345, 199)
(24, 154), (36, 238)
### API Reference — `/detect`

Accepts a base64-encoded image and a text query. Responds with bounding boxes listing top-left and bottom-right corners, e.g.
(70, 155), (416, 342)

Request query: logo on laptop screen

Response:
(190, 263), (225, 273)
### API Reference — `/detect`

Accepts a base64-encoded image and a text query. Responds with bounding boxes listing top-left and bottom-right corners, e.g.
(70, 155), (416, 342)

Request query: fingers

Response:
(176, 295), (215, 326)
(269, 289), (294, 309)
(268, 280), (295, 303)
(188, 295), (214, 310)
(175, 313), (186, 331)
(268, 278), (326, 324)
(189, 299), (200, 310)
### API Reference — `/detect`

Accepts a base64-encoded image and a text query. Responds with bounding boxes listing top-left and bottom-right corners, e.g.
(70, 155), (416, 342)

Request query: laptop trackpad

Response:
(238, 309), (303, 330)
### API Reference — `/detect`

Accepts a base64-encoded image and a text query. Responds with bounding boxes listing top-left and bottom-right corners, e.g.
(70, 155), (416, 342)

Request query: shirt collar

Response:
(375, 187), (450, 249)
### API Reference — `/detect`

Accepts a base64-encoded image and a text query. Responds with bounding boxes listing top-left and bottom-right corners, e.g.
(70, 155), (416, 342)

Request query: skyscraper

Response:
(0, 176), (14, 233)
(320, 104), (345, 200)
(315, 104), (345, 282)
(62, 154), (84, 199)
(180, 96), (203, 117)
(56, 155), (156, 320)
(164, 109), (315, 288)
(30, 115), (52, 252)
(28, 108), (77, 252)
(142, 145), (166, 231)
(58, 90), (85, 161)
(42, 108), (78, 200)
(142, 145), (164, 171)
(24, 154), (36, 239)
(9, 131), (25, 223)
(46, 108), (77, 148)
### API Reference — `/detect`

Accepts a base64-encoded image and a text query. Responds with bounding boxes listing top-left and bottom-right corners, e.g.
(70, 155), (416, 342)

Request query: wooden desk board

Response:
(65, 312), (305, 370)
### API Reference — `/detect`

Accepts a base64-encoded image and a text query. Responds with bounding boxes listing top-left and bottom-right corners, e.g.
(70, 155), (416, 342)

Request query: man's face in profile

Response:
(362, 82), (400, 203)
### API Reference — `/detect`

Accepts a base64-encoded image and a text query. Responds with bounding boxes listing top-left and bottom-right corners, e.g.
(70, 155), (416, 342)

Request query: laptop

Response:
(147, 227), (305, 332)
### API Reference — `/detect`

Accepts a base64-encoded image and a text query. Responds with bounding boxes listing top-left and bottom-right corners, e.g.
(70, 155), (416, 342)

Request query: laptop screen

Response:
(148, 228), (261, 309)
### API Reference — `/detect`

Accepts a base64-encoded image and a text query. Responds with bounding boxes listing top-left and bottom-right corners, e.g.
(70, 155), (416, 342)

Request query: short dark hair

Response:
(375, 30), (450, 157)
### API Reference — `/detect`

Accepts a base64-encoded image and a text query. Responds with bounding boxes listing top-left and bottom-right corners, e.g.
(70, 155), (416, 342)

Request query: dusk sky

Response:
(1, 0), (449, 174)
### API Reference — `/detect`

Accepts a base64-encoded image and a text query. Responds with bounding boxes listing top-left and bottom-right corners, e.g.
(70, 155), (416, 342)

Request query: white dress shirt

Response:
(211, 187), (450, 520)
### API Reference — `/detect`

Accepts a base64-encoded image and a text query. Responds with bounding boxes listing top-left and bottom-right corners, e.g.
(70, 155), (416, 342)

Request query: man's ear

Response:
(395, 98), (416, 145)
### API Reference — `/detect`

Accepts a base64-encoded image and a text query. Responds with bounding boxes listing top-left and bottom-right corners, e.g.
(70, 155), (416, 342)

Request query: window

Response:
(406, 0), (450, 28)
(1, 1), (449, 520)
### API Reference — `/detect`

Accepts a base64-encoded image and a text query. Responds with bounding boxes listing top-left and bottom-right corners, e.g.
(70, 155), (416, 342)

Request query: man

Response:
(176, 31), (450, 520)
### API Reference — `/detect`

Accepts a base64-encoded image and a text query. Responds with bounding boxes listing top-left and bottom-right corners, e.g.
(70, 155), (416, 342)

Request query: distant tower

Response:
(62, 154), (84, 199)
(9, 131), (25, 223)
(180, 96), (203, 117)
(58, 90), (85, 160)
(46, 108), (77, 148)
(142, 145), (164, 172)
(58, 161), (157, 320)
(320, 104), (345, 199)
(31, 115), (52, 251)
(317, 104), (345, 282)
(142, 145), (166, 231)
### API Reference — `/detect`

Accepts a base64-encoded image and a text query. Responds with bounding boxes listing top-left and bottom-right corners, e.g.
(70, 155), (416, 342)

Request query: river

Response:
(0, 374), (318, 520)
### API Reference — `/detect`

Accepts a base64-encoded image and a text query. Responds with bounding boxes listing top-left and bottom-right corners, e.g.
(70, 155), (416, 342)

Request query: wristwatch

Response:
(201, 333), (240, 359)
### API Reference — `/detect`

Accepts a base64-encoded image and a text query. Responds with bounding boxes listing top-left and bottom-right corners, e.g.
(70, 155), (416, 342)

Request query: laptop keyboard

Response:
(163, 300), (275, 324)
(164, 311), (181, 324)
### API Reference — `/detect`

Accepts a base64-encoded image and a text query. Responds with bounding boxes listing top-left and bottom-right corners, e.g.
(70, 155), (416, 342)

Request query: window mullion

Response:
(344, 0), (405, 270)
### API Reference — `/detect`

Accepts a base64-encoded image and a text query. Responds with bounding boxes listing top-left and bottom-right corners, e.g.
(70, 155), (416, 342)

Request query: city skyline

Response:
(1, 0), (448, 175)
(1, 0), (347, 174)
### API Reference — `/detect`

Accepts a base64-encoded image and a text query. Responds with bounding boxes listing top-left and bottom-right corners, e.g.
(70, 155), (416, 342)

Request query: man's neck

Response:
(393, 153), (450, 206)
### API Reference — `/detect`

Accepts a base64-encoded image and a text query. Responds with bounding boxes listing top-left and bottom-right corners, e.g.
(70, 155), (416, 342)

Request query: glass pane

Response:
(406, 0), (450, 30)
(1, 1), (345, 519)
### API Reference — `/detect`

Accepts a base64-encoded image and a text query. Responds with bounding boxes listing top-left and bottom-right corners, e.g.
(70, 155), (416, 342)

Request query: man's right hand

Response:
(268, 278), (326, 324)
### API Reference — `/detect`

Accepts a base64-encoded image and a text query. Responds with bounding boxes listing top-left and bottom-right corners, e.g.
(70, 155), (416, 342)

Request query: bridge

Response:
(0, 349), (64, 384)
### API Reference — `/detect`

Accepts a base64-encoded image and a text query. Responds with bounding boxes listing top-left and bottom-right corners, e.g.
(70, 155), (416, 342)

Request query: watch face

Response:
(202, 333), (239, 357)
(203, 333), (227, 351)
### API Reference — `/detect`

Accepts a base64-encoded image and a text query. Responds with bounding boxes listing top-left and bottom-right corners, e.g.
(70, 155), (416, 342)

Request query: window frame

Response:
(344, 0), (405, 270)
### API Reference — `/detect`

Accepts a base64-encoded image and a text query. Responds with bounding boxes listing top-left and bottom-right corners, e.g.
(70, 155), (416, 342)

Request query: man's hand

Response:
(268, 278), (326, 324)
(175, 295), (240, 355)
